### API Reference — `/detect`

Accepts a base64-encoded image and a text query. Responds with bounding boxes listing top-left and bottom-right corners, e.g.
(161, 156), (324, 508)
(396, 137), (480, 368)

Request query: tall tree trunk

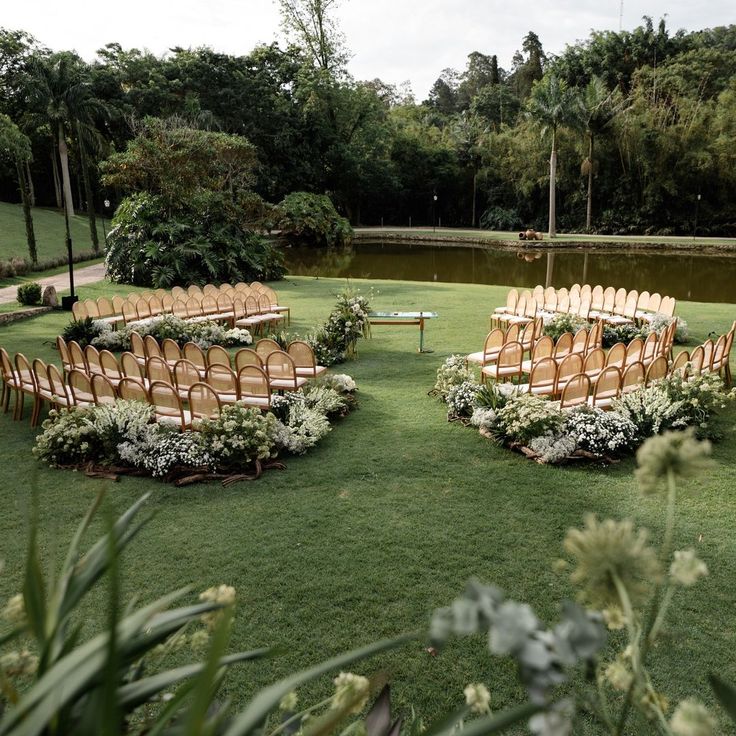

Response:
(545, 252), (555, 288)
(25, 160), (35, 206)
(77, 124), (100, 252)
(16, 160), (37, 264)
(585, 133), (594, 231)
(57, 121), (75, 221)
(50, 149), (62, 209)
(471, 168), (477, 227)
(548, 128), (557, 238)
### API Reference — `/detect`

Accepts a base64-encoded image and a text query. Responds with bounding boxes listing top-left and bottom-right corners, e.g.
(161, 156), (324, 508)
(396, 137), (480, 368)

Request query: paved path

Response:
(0, 262), (107, 305)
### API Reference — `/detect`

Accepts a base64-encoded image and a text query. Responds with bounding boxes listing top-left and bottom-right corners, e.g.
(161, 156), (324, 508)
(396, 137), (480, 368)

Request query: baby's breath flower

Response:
(1, 594), (25, 626)
(603, 660), (632, 692)
(463, 683), (491, 714)
(563, 515), (661, 608)
(635, 429), (712, 494)
(332, 672), (370, 714)
(190, 629), (210, 653)
(199, 585), (236, 630)
(670, 698), (717, 736)
(279, 691), (298, 712)
(640, 690), (669, 720)
(602, 607), (626, 631)
(0, 649), (38, 677)
(670, 549), (708, 586)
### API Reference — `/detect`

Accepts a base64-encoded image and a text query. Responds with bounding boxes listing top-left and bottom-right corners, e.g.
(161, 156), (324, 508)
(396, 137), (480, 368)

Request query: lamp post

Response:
(433, 194), (438, 233)
(102, 198), (110, 246)
(693, 193), (701, 239)
(60, 184), (77, 311)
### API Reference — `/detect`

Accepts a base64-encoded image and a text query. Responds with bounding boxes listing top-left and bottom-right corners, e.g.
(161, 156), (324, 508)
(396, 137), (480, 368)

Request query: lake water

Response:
(283, 240), (736, 304)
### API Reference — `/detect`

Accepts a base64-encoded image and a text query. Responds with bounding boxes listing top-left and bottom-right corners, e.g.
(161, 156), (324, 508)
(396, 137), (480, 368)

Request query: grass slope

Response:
(0, 200), (108, 263)
(0, 276), (735, 733)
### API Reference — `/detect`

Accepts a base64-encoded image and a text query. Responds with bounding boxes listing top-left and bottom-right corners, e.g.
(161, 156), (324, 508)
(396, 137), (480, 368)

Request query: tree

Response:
(29, 52), (106, 250)
(579, 76), (622, 229)
(448, 112), (488, 226)
(527, 74), (580, 237)
(0, 113), (37, 263)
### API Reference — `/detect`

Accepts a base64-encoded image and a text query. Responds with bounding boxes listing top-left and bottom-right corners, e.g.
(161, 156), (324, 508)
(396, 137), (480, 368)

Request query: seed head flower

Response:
(563, 515), (661, 609)
(602, 607), (626, 631)
(190, 629), (210, 653)
(279, 691), (298, 712)
(199, 585), (236, 630)
(0, 649), (38, 677)
(463, 683), (491, 714)
(1, 594), (25, 626)
(635, 429), (712, 494)
(670, 549), (708, 587)
(332, 672), (370, 714)
(670, 698), (717, 736)
(603, 660), (632, 692)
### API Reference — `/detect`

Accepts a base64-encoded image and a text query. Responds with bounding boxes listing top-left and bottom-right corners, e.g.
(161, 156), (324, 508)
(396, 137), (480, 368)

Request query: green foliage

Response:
(278, 192), (353, 248)
(478, 206), (521, 231)
(542, 313), (589, 341)
(15, 281), (41, 305)
(62, 316), (105, 347)
(104, 192), (285, 288)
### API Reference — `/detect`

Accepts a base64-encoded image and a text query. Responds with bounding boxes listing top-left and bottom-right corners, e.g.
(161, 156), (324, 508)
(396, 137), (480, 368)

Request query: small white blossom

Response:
(463, 683), (491, 714)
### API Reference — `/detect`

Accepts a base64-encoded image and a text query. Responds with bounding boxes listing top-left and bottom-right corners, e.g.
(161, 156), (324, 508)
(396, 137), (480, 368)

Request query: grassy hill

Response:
(0, 200), (109, 263)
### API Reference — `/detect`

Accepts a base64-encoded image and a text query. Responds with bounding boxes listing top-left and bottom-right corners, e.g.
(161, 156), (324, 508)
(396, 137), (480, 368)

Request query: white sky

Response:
(4, 0), (734, 98)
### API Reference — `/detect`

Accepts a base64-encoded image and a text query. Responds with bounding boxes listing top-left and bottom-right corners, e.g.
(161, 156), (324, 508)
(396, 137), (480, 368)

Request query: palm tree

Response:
(527, 74), (580, 238)
(29, 52), (106, 252)
(449, 112), (488, 227)
(580, 77), (622, 230)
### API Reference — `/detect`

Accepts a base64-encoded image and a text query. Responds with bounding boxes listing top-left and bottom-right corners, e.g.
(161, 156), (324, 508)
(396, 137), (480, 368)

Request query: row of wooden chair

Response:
(72, 281), (290, 328)
(57, 336), (326, 381)
(675, 324), (735, 385)
(492, 284), (676, 329)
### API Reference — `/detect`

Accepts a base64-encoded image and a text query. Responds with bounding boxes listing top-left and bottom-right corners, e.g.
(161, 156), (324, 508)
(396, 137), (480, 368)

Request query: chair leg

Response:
(14, 390), (23, 421)
(1, 384), (8, 413)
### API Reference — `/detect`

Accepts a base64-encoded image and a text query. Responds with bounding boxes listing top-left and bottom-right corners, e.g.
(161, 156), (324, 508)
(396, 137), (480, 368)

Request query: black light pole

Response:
(693, 193), (701, 239)
(102, 198), (110, 246)
(433, 193), (438, 233)
(61, 184), (77, 310)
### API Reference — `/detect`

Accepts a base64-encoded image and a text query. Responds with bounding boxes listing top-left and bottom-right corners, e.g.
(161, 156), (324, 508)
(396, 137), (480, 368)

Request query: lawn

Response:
(0, 275), (735, 734)
(0, 200), (108, 264)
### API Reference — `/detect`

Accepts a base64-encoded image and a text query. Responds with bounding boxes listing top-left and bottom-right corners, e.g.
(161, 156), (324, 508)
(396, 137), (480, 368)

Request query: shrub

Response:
(433, 355), (474, 397)
(543, 313), (589, 341)
(32, 407), (101, 466)
(564, 407), (637, 457)
(62, 317), (107, 348)
(278, 191), (353, 248)
(16, 282), (42, 306)
(479, 205), (523, 231)
(105, 191), (285, 288)
(602, 323), (643, 348)
(446, 380), (481, 418)
(492, 393), (564, 445)
(271, 392), (332, 454)
(528, 432), (578, 463)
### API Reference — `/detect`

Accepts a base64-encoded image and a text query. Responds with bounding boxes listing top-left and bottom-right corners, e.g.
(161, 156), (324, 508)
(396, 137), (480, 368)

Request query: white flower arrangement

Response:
(563, 407), (636, 457)
(434, 355), (474, 397)
(494, 393), (564, 445)
(322, 373), (356, 393)
(528, 432), (578, 463)
(445, 380), (481, 418)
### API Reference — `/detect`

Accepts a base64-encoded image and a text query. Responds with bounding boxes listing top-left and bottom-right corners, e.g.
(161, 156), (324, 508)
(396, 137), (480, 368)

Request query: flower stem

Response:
(267, 696), (333, 736)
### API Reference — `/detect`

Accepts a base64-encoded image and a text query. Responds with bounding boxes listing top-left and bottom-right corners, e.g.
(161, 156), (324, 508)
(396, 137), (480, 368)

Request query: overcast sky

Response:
(4, 0), (733, 98)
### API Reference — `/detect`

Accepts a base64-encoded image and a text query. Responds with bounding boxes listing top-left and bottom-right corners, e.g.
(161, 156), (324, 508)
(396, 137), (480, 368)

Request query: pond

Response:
(282, 240), (736, 304)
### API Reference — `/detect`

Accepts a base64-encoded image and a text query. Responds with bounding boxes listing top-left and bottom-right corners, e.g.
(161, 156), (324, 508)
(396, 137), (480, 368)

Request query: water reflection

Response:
(283, 240), (736, 304)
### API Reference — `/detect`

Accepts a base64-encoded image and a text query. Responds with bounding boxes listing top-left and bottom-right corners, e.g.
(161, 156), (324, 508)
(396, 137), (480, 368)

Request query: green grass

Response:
(357, 226), (736, 248)
(0, 200), (108, 263)
(0, 275), (735, 733)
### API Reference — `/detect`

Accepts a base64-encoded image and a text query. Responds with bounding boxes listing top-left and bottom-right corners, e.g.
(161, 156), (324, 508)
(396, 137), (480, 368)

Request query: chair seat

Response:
(504, 316), (532, 325)
(157, 408), (193, 427)
(235, 317), (262, 328)
(258, 312), (285, 322)
(588, 395), (616, 409)
(516, 382), (555, 395)
(467, 350), (500, 365)
(493, 307), (510, 314)
(240, 396), (271, 409)
(98, 315), (126, 325)
(481, 365), (520, 379)
(216, 392), (239, 404)
(269, 377), (308, 389)
(295, 365), (327, 377)
(603, 315), (633, 325)
(588, 310), (612, 320)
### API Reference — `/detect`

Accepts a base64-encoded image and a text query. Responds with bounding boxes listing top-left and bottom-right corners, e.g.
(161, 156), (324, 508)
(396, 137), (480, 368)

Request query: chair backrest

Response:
(505, 289), (518, 312)
(97, 297), (114, 318)
(669, 350), (690, 377)
(265, 350), (299, 381)
(112, 295), (126, 313)
(68, 368), (94, 405)
(186, 296), (203, 318)
(576, 299), (591, 320)
(569, 283), (581, 296)
(504, 323), (521, 344)
(122, 300), (138, 324)
(560, 373), (591, 408)
(554, 332), (573, 358)
(529, 357), (557, 393)
(623, 292), (638, 319)
(591, 285), (604, 310)
(642, 332), (658, 361)
(171, 286), (186, 299)
(146, 356), (173, 384)
(237, 365), (271, 404)
(514, 294), (527, 317)
(232, 297), (246, 319)
(622, 361), (645, 392)
(524, 296), (537, 319)
(162, 338), (182, 363)
(91, 373), (117, 405)
(519, 320), (536, 347)
(543, 288), (557, 312)
(187, 285), (202, 297)
(557, 293), (570, 313)
(72, 301), (86, 321)
(648, 293), (662, 313)
(496, 341), (523, 371)
(188, 382), (222, 422)
(130, 332), (146, 361)
(0, 348), (17, 386)
(712, 335), (727, 367)
(556, 353), (584, 392)
(183, 342), (207, 369)
(56, 336), (71, 371)
(645, 355), (668, 385)
(149, 380), (186, 427)
(601, 287), (616, 313)
(689, 345), (705, 375)
(31, 358), (50, 394)
(637, 291), (650, 311)
(173, 359), (202, 391)
(583, 348), (605, 374)
(251, 281), (265, 292)
(172, 299), (188, 319)
(532, 285), (544, 302)
(531, 335), (554, 362)
(121, 352), (145, 380)
(613, 288), (627, 315)
(580, 284), (592, 302)
(162, 293), (175, 311)
(287, 340), (317, 369)
(258, 293), (274, 314)
(701, 339), (714, 371)
(201, 295), (218, 315)
(83, 299), (100, 318)
(99, 350), (122, 379)
(571, 328), (588, 354)
(118, 377), (148, 403)
(588, 320), (603, 350)
(626, 338), (644, 363)
(256, 338), (281, 360)
(203, 283), (219, 296)
(591, 366), (621, 404)
(217, 294), (233, 313)
(205, 364), (238, 396)
(234, 348), (263, 371)
(658, 320), (676, 357)
(69, 341), (87, 371)
(148, 296), (164, 316)
(47, 364), (67, 401)
(144, 334), (163, 359)
(207, 345), (231, 368)
(136, 298), (152, 320)
(84, 345), (102, 373)
(153, 289), (168, 299)
(606, 342), (626, 368)
(14, 352), (34, 387)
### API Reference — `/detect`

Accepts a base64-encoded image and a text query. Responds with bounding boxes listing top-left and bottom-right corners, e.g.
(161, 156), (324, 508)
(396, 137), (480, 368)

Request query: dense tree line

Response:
(1, 9), (735, 245)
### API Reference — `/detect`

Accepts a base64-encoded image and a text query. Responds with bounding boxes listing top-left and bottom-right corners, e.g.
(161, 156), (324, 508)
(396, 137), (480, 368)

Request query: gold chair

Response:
(480, 341), (524, 384)
(518, 357), (557, 396)
(67, 369), (95, 408)
(669, 350), (690, 378)
(560, 373), (591, 409)
(554, 353), (584, 395)
(553, 333), (573, 361)
(0, 348), (20, 417)
(68, 341), (88, 372)
(121, 352), (145, 381)
(150, 380), (191, 430)
(30, 358), (50, 426)
(234, 348), (263, 372)
(521, 335), (553, 374)
(622, 361), (645, 393)
(100, 350), (124, 386)
(205, 364), (239, 403)
(56, 336), (72, 375)
(84, 345), (104, 375)
(188, 382), (222, 423)
(47, 364), (73, 410)
(589, 366), (621, 408)
(144, 334), (163, 360)
(162, 338), (182, 366)
(237, 366), (272, 410)
(606, 343), (626, 369)
(183, 342), (207, 371)
(118, 377), (149, 403)
(287, 341), (326, 378)
(129, 332), (147, 365)
(625, 338), (644, 366)
(91, 374), (117, 405)
(173, 359), (203, 400)
(207, 345), (232, 368)
(146, 356), (173, 385)
(645, 356), (668, 385)
(582, 348), (605, 381)
(265, 350), (308, 392)
(255, 338), (281, 362)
